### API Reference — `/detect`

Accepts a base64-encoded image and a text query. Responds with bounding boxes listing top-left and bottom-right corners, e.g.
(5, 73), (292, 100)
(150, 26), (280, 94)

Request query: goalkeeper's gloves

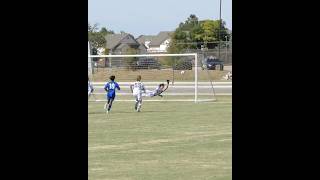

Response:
(166, 80), (170, 84)
(91, 88), (94, 93)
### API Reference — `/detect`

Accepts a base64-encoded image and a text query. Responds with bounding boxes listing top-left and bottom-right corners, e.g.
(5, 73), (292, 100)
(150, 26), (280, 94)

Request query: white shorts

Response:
(133, 93), (142, 101)
(143, 90), (155, 97)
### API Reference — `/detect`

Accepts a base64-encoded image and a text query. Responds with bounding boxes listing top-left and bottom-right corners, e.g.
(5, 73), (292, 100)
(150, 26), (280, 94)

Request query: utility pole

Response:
(218, 0), (222, 59)
(225, 35), (228, 63)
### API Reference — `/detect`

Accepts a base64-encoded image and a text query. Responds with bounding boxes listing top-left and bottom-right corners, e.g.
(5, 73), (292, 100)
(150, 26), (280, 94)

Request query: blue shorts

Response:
(107, 95), (115, 100)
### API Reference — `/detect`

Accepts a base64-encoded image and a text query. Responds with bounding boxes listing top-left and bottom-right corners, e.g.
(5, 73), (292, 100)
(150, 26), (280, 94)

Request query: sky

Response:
(88, 0), (232, 37)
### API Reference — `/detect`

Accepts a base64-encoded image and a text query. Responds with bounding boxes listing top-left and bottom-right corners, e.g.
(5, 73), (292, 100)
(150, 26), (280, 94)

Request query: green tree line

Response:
(88, 23), (114, 54)
(168, 14), (231, 53)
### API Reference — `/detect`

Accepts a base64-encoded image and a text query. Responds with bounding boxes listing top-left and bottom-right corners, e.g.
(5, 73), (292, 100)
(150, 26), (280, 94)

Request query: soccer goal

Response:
(88, 53), (227, 103)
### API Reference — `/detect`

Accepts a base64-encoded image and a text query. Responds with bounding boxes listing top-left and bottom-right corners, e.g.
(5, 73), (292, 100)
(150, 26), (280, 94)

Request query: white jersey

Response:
(153, 86), (163, 96)
(88, 80), (93, 92)
(132, 81), (145, 95)
(88, 80), (94, 97)
(144, 86), (163, 97)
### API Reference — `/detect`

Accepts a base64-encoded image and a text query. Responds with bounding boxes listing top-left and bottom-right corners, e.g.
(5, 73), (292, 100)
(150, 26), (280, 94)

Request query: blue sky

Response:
(88, 0), (232, 37)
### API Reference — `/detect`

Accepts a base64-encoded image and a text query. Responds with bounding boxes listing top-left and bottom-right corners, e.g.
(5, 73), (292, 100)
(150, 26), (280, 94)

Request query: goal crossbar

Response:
(88, 53), (197, 58)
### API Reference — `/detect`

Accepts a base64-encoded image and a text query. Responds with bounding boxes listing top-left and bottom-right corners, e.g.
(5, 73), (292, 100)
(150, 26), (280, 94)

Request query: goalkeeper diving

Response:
(144, 80), (170, 97)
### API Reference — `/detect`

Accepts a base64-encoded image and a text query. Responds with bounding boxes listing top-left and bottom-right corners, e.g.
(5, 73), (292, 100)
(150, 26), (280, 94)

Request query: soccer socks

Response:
(137, 104), (141, 112)
(107, 99), (114, 112)
(137, 100), (142, 112)
(134, 98), (142, 112)
(135, 102), (138, 110)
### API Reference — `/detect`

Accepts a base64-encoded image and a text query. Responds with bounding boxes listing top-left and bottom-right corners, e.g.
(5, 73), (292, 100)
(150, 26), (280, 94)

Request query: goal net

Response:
(88, 53), (227, 103)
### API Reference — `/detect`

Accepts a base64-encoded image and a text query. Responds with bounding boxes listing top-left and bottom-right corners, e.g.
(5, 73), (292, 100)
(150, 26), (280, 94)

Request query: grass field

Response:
(88, 96), (232, 180)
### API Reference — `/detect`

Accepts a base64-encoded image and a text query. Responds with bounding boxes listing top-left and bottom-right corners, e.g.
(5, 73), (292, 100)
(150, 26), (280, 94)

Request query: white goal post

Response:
(88, 53), (217, 103)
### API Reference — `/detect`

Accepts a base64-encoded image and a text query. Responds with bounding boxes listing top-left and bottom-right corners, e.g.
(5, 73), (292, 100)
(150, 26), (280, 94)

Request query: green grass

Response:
(88, 97), (232, 180)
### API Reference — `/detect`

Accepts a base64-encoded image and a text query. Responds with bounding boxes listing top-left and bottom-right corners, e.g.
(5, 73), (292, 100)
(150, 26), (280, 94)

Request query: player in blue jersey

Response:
(104, 75), (120, 114)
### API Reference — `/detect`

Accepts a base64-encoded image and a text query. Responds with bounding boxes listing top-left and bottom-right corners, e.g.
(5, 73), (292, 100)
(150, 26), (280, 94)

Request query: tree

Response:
(88, 23), (115, 51)
(168, 15), (231, 53)
(88, 23), (115, 65)
(88, 33), (106, 49)
(88, 23), (98, 32)
(90, 47), (99, 62)
(186, 14), (198, 25)
(199, 20), (218, 48)
(168, 15), (200, 53)
(88, 23), (106, 50)
(100, 27), (114, 36)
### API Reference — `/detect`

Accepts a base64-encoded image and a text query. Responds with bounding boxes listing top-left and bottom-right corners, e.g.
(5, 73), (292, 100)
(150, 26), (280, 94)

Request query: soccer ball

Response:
(180, 71), (185, 75)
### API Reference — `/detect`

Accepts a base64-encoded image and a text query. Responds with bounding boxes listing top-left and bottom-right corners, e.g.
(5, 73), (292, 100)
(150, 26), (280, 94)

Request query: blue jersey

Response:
(104, 81), (120, 98)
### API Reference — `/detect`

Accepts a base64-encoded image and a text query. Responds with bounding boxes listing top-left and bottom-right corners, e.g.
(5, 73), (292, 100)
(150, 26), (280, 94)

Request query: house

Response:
(103, 33), (147, 68)
(136, 31), (173, 53)
(105, 33), (147, 54)
(136, 35), (154, 49)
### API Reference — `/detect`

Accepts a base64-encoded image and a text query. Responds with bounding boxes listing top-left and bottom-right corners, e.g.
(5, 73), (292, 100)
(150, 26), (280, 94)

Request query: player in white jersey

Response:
(144, 80), (170, 97)
(88, 77), (94, 99)
(130, 75), (145, 112)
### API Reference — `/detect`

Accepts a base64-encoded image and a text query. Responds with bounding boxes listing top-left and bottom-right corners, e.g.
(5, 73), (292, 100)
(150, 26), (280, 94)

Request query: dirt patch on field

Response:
(91, 68), (229, 82)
